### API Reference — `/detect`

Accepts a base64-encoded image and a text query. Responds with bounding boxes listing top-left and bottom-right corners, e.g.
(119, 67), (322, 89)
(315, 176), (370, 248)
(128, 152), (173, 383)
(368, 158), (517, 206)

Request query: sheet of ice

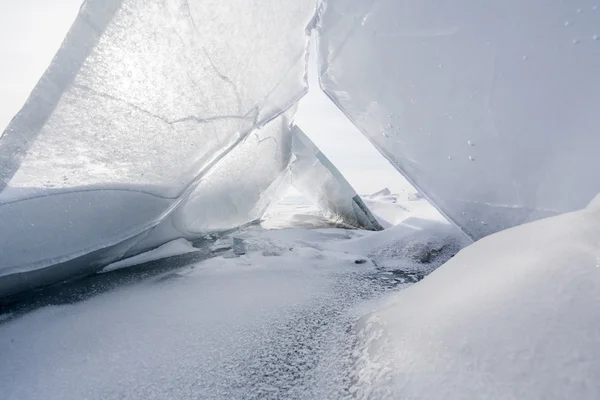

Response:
(290, 126), (383, 231)
(171, 110), (296, 235)
(0, 0), (318, 288)
(102, 238), (198, 273)
(351, 193), (600, 399)
(317, 0), (600, 239)
(0, 196), (467, 400)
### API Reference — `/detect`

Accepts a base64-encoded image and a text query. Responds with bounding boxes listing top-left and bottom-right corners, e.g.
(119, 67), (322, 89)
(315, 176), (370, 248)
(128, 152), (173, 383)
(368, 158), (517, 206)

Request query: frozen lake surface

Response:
(0, 192), (464, 400)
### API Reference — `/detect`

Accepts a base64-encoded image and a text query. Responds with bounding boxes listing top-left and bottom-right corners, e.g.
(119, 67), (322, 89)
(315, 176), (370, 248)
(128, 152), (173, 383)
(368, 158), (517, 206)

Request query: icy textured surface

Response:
(318, 0), (600, 239)
(172, 110), (296, 235)
(0, 109), (297, 286)
(290, 126), (383, 231)
(351, 193), (600, 399)
(0, 194), (466, 400)
(0, 0), (317, 281)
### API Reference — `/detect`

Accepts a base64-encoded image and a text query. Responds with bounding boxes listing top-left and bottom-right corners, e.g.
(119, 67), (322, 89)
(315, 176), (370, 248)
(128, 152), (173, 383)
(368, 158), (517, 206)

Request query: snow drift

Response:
(351, 193), (600, 399)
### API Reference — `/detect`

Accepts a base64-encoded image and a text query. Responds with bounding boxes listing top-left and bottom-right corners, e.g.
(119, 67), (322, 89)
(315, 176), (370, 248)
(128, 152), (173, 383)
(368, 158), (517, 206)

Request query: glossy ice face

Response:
(0, 0), (317, 280)
(318, 0), (600, 239)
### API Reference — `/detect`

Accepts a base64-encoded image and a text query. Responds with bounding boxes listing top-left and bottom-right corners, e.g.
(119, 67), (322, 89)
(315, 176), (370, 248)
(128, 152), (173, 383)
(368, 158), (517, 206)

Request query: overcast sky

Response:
(0, 0), (82, 132)
(0, 1), (411, 194)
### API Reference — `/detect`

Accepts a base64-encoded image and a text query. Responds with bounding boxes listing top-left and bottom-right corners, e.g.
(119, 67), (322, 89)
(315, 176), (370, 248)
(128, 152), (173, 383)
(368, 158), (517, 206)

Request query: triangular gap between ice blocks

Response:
(295, 36), (415, 197)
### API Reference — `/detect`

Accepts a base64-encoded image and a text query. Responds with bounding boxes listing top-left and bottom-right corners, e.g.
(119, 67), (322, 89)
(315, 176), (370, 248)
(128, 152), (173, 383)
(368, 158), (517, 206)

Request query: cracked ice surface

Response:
(0, 0), (318, 287)
(317, 0), (600, 239)
(2, 0), (317, 193)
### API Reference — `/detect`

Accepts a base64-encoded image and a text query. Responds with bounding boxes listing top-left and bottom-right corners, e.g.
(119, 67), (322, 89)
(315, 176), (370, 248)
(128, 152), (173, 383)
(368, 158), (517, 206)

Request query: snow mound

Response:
(351, 192), (600, 399)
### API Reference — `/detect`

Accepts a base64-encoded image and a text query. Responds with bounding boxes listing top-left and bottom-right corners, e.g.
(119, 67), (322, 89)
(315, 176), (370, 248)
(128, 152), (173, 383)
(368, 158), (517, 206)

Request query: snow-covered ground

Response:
(0, 191), (467, 400)
(2, 191), (598, 399)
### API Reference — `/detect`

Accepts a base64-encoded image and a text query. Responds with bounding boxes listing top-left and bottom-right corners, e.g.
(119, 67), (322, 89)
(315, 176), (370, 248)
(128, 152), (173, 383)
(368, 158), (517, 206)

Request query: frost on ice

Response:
(317, 0), (600, 239)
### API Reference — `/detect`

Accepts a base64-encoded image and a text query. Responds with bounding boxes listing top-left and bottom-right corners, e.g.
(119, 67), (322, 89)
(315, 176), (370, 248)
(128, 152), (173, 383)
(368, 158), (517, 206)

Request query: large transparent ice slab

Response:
(0, 109), (296, 298)
(318, 0), (600, 239)
(290, 126), (383, 231)
(0, 0), (317, 291)
(1, 0), (317, 194)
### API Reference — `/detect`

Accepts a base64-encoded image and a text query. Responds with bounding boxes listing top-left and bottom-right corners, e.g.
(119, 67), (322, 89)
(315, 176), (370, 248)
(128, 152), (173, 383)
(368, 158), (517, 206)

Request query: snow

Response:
(350, 193), (600, 399)
(0, 192), (467, 400)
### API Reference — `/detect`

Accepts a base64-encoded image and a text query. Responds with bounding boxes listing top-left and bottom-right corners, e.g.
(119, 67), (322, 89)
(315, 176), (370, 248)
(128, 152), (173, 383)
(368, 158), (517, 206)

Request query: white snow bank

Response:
(351, 193), (600, 399)
(102, 239), (199, 273)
